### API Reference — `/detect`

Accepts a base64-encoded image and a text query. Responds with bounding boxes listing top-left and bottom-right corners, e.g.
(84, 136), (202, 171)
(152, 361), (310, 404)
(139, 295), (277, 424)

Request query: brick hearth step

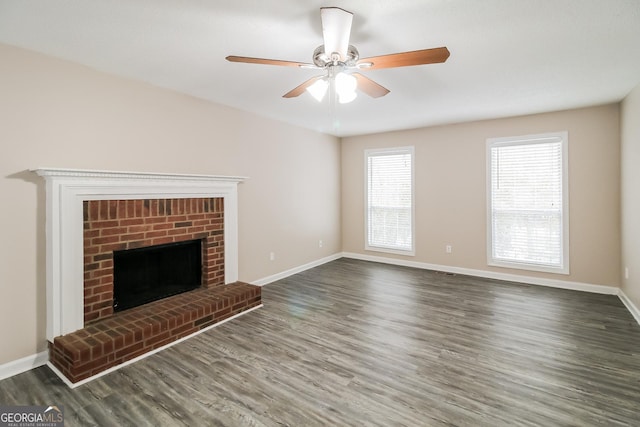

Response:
(49, 282), (261, 384)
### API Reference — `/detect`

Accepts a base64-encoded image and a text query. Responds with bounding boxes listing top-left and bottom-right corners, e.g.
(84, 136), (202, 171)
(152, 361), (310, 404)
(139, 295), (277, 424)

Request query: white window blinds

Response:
(365, 147), (414, 254)
(487, 133), (568, 273)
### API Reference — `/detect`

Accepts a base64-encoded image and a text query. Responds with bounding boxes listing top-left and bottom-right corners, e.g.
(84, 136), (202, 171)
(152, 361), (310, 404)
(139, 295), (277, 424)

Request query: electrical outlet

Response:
(446, 245), (452, 254)
(319, 240), (323, 248)
(625, 267), (629, 280)
(269, 252), (275, 261)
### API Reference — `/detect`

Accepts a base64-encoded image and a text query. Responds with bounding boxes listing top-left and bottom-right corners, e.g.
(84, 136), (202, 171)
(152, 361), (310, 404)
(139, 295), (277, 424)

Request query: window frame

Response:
(486, 132), (570, 274)
(364, 146), (415, 256)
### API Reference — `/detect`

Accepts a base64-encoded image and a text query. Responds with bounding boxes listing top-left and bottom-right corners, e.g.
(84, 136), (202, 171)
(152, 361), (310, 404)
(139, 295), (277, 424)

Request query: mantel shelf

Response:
(31, 168), (248, 183)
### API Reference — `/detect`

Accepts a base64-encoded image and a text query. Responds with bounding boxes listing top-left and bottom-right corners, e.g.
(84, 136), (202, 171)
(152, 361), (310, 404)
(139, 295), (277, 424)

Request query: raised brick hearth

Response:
(46, 195), (263, 385)
(49, 282), (261, 383)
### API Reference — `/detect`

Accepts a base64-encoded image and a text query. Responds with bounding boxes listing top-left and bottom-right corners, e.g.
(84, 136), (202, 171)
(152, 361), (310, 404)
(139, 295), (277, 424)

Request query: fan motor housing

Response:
(313, 45), (359, 67)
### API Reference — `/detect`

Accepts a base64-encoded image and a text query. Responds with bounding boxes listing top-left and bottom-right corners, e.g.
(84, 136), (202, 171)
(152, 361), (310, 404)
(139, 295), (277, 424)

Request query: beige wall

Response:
(0, 44), (341, 364)
(621, 83), (640, 309)
(342, 105), (621, 287)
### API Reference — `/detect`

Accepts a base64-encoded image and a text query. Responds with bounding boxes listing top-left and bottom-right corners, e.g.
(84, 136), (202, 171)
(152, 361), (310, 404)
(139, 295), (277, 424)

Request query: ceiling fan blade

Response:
(320, 7), (353, 61)
(283, 76), (324, 98)
(226, 56), (311, 68)
(358, 47), (450, 70)
(352, 73), (390, 98)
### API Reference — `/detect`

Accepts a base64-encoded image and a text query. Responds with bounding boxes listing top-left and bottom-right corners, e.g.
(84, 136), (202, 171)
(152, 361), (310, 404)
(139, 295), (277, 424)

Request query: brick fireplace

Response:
(33, 169), (262, 386)
(83, 197), (225, 323)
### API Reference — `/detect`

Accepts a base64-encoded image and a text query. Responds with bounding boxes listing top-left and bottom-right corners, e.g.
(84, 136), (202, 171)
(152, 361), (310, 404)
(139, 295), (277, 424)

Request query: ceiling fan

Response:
(226, 7), (450, 104)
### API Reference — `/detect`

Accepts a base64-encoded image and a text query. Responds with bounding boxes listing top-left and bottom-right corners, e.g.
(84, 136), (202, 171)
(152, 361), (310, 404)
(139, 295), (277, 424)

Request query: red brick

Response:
(94, 253), (112, 262)
(107, 333), (124, 351)
(84, 279), (101, 290)
(91, 284), (112, 295)
(84, 295), (100, 305)
(152, 223), (174, 231)
(126, 200), (136, 218)
(108, 200), (118, 219)
(84, 246), (100, 255)
(101, 227), (128, 236)
(215, 307), (232, 318)
(144, 217), (167, 224)
(100, 275), (114, 284)
(120, 218), (144, 226)
(121, 232), (145, 241)
(128, 224), (152, 233)
(98, 200), (110, 220)
(127, 240), (146, 249)
(145, 230), (167, 239)
(149, 199), (159, 217)
(115, 342), (150, 362)
(145, 330), (171, 347)
(151, 237), (175, 246)
(74, 354), (110, 376)
(92, 268), (113, 279)
(100, 242), (127, 252)
(91, 299), (112, 311)
(87, 201), (99, 221)
(85, 262), (100, 271)
(134, 200), (143, 217)
(118, 200), (128, 218)
(91, 220), (120, 229)
(85, 311), (100, 323)
(84, 229), (100, 238)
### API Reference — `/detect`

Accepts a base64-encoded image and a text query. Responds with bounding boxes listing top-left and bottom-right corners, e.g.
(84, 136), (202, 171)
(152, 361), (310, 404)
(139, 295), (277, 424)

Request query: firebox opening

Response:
(113, 239), (202, 312)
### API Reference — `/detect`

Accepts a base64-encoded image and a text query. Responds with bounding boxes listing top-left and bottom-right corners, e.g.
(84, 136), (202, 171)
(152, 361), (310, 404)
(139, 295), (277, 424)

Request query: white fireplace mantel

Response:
(32, 168), (247, 341)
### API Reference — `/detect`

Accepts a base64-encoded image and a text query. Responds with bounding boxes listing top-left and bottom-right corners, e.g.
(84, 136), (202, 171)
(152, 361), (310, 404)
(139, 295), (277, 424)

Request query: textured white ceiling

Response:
(1, 0), (639, 137)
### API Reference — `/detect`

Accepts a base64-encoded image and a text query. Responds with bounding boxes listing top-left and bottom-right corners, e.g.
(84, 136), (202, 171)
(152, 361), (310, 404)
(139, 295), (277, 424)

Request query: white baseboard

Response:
(48, 304), (263, 388)
(252, 253), (343, 286)
(0, 350), (49, 382)
(342, 252), (619, 295)
(618, 289), (640, 325)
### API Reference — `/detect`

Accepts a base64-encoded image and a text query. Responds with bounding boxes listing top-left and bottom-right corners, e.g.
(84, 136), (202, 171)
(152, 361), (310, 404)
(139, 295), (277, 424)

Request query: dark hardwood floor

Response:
(2, 258), (640, 426)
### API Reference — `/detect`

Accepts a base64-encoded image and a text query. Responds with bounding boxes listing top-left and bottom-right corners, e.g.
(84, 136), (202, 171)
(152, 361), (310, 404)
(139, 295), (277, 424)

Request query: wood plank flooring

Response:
(2, 258), (640, 426)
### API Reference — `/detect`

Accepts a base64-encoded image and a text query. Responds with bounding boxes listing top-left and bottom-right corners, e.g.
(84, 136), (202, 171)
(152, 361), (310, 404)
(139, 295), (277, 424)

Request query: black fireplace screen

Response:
(113, 239), (202, 312)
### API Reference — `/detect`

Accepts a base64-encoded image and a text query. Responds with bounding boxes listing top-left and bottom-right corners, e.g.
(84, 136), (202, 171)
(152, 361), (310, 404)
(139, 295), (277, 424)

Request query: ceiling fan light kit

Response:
(334, 72), (358, 104)
(307, 78), (330, 102)
(306, 67), (358, 104)
(226, 7), (450, 104)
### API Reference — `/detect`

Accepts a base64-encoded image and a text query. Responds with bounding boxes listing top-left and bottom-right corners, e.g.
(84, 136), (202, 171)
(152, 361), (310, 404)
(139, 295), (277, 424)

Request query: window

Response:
(365, 147), (414, 255)
(487, 132), (569, 273)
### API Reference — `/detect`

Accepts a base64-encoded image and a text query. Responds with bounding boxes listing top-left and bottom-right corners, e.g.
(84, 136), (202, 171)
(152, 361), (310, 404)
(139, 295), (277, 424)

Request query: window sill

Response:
(366, 245), (415, 257)
(488, 259), (569, 275)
